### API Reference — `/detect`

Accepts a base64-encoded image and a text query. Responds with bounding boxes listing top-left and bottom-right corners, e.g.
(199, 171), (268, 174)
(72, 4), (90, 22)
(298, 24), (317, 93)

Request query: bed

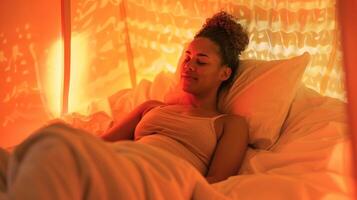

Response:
(0, 53), (353, 199)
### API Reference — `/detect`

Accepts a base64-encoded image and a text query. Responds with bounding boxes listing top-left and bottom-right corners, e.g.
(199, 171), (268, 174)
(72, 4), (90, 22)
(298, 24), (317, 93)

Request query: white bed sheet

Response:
(212, 86), (354, 200)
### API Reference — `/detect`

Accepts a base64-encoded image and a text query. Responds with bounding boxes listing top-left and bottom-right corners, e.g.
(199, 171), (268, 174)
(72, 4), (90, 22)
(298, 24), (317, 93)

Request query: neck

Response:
(181, 90), (219, 112)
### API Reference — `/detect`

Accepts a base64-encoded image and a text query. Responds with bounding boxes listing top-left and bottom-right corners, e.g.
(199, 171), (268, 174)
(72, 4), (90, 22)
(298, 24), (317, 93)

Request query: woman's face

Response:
(179, 37), (231, 96)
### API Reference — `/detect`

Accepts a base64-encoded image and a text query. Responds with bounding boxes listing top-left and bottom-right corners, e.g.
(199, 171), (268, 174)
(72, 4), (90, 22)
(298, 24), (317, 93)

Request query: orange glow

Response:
(45, 34), (94, 117)
(44, 32), (181, 117)
(0, 1), (354, 197)
(0, 0), (351, 154)
(68, 33), (91, 114)
(45, 39), (64, 118)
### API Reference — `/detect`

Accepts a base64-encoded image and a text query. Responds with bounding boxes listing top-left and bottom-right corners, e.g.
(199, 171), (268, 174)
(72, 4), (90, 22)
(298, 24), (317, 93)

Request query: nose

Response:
(183, 59), (195, 71)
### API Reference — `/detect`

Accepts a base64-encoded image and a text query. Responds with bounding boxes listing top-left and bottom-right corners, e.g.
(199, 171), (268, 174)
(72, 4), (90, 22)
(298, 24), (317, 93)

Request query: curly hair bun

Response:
(199, 11), (249, 54)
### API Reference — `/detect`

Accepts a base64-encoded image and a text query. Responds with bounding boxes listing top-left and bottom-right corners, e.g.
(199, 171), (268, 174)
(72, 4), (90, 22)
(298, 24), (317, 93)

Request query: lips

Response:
(181, 74), (198, 80)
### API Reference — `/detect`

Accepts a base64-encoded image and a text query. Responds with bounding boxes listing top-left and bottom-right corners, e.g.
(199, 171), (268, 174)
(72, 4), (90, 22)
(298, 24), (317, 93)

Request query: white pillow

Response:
(218, 53), (310, 149)
(277, 85), (347, 147)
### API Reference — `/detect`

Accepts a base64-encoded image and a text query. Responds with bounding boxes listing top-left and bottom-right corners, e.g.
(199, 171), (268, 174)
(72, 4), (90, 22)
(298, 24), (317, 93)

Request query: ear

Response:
(220, 66), (232, 81)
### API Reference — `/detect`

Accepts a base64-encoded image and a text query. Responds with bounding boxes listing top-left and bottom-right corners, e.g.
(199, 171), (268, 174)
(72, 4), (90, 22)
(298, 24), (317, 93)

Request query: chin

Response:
(180, 80), (200, 95)
(181, 85), (196, 94)
(182, 86), (193, 94)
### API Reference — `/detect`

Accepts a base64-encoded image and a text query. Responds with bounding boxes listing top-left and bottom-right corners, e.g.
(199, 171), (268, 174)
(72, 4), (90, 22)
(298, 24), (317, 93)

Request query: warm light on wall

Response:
(68, 33), (90, 114)
(45, 33), (91, 117)
(45, 39), (64, 118)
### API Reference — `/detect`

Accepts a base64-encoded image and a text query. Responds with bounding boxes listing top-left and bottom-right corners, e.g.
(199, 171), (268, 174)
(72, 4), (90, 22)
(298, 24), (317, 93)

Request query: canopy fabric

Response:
(0, 0), (356, 198)
(0, 0), (348, 155)
(338, 0), (357, 195)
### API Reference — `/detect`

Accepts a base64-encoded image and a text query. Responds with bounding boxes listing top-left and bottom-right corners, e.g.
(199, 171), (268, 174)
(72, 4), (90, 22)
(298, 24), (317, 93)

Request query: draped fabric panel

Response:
(338, 1), (357, 197)
(0, 0), (345, 147)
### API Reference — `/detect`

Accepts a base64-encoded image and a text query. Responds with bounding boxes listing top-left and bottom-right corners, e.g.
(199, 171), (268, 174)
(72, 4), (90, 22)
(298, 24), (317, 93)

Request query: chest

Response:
(135, 107), (219, 150)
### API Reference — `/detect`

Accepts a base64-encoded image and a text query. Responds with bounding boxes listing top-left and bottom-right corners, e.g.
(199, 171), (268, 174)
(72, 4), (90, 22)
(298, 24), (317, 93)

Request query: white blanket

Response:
(0, 123), (228, 200)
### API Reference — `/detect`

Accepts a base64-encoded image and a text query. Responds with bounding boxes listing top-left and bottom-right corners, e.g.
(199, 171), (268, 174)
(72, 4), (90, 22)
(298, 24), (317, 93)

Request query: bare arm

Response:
(206, 115), (249, 184)
(101, 100), (164, 142)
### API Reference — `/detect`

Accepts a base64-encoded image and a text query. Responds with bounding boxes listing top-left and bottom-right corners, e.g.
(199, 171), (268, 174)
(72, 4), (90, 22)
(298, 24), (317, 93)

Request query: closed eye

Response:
(183, 54), (207, 65)
(196, 59), (207, 65)
(197, 60), (206, 65)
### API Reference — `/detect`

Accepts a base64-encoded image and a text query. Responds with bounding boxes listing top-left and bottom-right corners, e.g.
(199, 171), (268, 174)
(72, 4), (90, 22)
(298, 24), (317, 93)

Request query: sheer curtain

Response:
(0, 0), (344, 147)
(67, 0), (344, 115)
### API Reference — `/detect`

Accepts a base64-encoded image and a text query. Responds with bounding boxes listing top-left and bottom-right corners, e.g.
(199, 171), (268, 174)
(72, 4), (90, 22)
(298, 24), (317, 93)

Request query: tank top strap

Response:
(211, 113), (229, 121)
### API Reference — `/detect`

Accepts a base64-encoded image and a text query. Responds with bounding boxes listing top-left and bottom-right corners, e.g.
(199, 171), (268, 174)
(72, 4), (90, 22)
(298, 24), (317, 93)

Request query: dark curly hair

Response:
(194, 11), (249, 90)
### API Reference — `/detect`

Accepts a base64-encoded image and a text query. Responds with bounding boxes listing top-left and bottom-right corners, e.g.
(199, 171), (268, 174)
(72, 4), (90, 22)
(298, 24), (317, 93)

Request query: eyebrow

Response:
(185, 50), (209, 57)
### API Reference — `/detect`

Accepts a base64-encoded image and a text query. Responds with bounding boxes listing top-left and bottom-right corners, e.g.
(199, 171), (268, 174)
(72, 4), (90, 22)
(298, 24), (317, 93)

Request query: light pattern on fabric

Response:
(0, 0), (345, 147)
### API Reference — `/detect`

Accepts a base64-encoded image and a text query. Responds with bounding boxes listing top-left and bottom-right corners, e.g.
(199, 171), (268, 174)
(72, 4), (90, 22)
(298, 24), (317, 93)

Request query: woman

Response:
(1, 11), (249, 200)
(102, 11), (249, 184)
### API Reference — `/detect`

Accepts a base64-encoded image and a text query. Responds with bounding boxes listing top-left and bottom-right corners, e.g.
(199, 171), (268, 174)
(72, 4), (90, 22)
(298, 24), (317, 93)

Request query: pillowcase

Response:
(218, 52), (310, 150)
(277, 85), (347, 148)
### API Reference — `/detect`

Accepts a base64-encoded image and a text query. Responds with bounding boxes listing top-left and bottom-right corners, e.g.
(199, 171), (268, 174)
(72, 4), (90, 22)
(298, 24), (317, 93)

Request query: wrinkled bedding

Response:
(0, 123), (227, 200)
(211, 87), (354, 200)
(212, 122), (353, 200)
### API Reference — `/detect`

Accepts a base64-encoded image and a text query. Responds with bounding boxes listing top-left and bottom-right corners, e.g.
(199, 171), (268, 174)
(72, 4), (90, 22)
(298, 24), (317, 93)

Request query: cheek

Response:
(198, 70), (222, 86)
(200, 66), (221, 77)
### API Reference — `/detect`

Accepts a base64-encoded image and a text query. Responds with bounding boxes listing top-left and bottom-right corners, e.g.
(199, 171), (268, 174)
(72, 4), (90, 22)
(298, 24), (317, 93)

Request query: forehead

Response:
(186, 37), (220, 56)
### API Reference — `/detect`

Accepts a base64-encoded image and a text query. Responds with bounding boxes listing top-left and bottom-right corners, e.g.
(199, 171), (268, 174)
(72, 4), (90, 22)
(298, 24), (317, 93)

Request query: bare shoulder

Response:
(138, 100), (166, 116)
(221, 114), (249, 136)
(222, 114), (247, 126)
(140, 100), (165, 108)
